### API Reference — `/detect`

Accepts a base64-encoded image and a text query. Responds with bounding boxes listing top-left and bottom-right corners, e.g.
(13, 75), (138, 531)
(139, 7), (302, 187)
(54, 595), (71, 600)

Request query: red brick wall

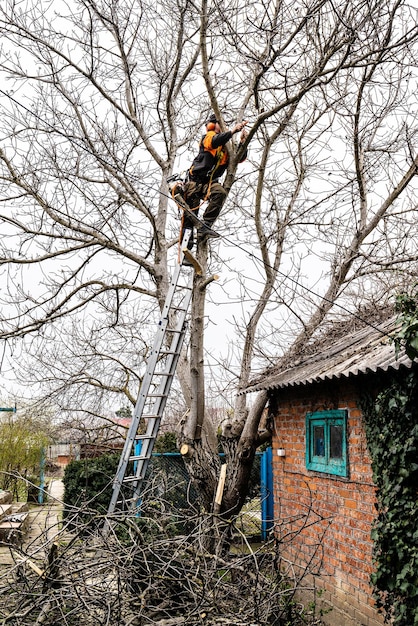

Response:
(271, 379), (384, 626)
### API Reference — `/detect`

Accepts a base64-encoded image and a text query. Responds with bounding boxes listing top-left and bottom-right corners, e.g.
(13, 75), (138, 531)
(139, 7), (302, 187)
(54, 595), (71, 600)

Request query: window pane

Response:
(313, 426), (325, 456)
(330, 424), (343, 458)
(306, 411), (347, 477)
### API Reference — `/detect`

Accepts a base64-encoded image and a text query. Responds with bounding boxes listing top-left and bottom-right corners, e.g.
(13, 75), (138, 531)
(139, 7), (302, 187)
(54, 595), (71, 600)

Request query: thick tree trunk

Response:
(180, 438), (220, 510)
(179, 237), (220, 511)
(181, 237), (209, 442)
(189, 243), (207, 440)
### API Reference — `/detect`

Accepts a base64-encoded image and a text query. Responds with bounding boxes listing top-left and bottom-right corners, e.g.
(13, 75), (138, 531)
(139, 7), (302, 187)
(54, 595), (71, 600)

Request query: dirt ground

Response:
(0, 479), (64, 575)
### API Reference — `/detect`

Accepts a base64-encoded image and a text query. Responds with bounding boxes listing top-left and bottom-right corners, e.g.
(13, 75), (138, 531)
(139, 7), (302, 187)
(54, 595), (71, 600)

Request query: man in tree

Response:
(176, 113), (248, 248)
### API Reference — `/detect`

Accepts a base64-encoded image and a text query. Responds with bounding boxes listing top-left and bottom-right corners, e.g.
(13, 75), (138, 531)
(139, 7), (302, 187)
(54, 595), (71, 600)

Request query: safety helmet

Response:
(206, 113), (218, 124)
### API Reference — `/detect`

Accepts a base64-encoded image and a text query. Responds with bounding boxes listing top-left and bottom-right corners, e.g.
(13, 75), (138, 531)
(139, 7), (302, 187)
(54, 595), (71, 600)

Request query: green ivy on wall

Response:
(393, 290), (418, 360)
(361, 371), (418, 626)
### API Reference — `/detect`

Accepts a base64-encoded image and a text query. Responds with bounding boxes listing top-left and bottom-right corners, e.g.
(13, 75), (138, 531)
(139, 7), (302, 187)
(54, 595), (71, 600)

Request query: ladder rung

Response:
(107, 260), (193, 517)
(123, 476), (141, 484)
(117, 497), (139, 505)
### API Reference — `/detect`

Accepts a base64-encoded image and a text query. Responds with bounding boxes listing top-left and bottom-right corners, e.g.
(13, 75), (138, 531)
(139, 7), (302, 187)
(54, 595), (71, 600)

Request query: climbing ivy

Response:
(361, 371), (418, 625)
(393, 287), (418, 359)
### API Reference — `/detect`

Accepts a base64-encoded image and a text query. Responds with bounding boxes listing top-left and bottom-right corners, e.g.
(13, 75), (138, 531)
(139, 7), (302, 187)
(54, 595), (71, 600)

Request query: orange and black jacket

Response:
(189, 130), (247, 183)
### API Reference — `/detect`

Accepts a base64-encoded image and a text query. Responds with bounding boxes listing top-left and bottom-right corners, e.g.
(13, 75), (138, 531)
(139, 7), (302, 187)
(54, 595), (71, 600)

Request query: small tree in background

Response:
(154, 432), (178, 453)
(0, 411), (50, 499)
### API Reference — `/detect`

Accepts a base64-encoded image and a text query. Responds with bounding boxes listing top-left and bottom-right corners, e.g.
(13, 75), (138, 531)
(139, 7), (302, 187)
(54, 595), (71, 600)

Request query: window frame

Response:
(305, 409), (348, 477)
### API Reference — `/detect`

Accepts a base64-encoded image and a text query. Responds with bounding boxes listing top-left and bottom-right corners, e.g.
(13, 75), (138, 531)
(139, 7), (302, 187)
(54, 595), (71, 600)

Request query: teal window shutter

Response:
(305, 410), (348, 477)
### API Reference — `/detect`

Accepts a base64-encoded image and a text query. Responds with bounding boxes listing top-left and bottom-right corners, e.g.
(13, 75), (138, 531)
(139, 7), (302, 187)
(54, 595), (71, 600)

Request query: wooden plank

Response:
(214, 463), (227, 508)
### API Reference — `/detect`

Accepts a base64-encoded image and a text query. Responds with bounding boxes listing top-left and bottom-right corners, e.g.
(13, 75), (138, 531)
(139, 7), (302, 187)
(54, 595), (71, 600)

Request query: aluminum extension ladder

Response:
(107, 230), (196, 516)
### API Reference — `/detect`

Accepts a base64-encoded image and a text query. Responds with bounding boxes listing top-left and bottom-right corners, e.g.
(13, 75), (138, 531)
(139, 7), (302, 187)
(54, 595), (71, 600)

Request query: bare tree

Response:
(0, 0), (417, 517)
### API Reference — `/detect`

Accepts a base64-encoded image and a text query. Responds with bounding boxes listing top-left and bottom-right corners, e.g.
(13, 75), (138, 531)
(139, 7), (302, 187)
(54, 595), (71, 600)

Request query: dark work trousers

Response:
(183, 180), (227, 228)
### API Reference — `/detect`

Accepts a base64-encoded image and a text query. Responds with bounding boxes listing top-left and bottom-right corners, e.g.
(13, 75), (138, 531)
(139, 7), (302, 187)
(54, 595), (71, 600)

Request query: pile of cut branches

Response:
(0, 494), (324, 626)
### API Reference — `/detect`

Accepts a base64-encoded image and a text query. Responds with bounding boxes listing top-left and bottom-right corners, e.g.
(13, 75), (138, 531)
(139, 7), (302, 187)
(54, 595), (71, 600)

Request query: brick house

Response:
(245, 316), (413, 626)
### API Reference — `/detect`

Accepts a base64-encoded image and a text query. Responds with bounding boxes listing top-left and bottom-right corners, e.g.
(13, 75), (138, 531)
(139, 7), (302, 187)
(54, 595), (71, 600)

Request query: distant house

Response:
(48, 442), (80, 468)
(47, 417), (130, 467)
(245, 315), (413, 626)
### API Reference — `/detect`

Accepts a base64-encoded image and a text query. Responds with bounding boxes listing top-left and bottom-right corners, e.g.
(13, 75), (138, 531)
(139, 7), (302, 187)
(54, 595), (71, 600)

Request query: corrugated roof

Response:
(243, 316), (413, 394)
